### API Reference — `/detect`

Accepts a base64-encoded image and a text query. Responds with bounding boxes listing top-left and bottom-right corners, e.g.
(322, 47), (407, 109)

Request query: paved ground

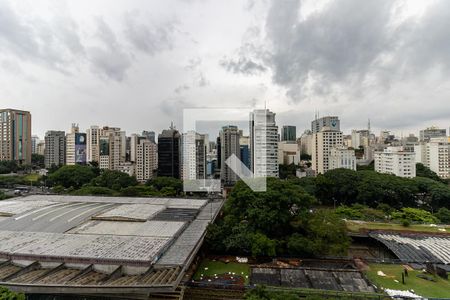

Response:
(0, 202), (116, 233)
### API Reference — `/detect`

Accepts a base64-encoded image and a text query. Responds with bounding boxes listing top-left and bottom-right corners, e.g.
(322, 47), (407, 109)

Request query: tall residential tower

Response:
(0, 109), (32, 164)
(249, 109), (279, 178)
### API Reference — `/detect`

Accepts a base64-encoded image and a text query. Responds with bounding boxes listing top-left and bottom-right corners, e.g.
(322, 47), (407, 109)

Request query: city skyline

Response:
(2, 0), (450, 138)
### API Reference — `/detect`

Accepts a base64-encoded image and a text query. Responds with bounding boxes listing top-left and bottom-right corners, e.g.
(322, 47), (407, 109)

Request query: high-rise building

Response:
(36, 141), (45, 156)
(419, 127), (446, 142)
(142, 131), (156, 143)
(181, 131), (207, 180)
(66, 124), (86, 165)
(44, 131), (65, 168)
(86, 126), (101, 163)
(31, 135), (40, 154)
(239, 134), (250, 170)
(98, 127), (126, 170)
(220, 125), (241, 185)
(415, 137), (450, 179)
(312, 119), (343, 174)
(378, 130), (391, 144)
(329, 147), (356, 171)
(311, 116), (340, 134)
(135, 137), (157, 183)
(351, 130), (370, 149)
(375, 147), (416, 178)
(158, 126), (181, 178)
(299, 130), (313, 156)
(0, 109), (32, 164)
(249, 109), (279, 177)
(281, 125), (296, 142)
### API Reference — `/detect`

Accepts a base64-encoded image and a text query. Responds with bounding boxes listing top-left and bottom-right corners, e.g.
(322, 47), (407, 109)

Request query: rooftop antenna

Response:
(170, 121), (174, 130)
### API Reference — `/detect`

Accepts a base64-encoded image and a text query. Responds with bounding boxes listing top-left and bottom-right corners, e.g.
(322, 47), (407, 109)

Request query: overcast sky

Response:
(1, 0), (450, 139)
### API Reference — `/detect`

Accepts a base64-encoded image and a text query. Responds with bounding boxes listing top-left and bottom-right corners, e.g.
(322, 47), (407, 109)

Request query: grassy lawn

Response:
(22, 173), (41, 183)
(365, 263), (450, 298)
(346, 220), (450, 234)
(193, 259), (250, 284)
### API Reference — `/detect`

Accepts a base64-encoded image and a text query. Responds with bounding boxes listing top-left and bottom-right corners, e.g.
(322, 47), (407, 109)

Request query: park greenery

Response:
(295, 168), (450, 211)
(334, 205), (447, 224)
(365, 264), (450, 298)
(206, 178), (350, 258)
(193, 259), (250, 285)
(244, 286), (299, 300)
(0, 157), (45, 174)
(44, 164), (184, 197)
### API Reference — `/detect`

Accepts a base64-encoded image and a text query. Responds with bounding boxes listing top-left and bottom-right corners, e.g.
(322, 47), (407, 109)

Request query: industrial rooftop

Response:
(0, 195), (223, 299)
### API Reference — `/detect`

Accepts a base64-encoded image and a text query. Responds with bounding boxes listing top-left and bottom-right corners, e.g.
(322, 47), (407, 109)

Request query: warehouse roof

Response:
(0, 195), (224, 298)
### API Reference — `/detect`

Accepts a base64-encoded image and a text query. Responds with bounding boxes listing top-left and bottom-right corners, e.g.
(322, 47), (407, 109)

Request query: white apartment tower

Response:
(86, 126), (101, 163)
(329, 147), (356, 171)
(374, 147), (416, 178)
(135, 138), (157, 183)
(311, 123), (343, 174)
(98, 127), (126, 170)
(249, 109), (279, 178)
(181, 131), (207, 181)
(414, 137), (450, 179)
(66, 124), (79, 165)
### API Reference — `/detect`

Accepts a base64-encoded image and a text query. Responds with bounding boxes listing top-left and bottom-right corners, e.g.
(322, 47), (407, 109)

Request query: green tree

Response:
(91, 170), (138, 190)
(71, 186), (116, 196)
(318, 169), (361, 206)
(416, 163), (444, 183)
(391, 208), (438, 224)
(146, 177), (183, 194)
(413, 177), (450, 211)
(356, 171), (418, 208)
(207, 178), (350, 258)
(291, 210), (350, 256)
(356, 161), (374, 171)
(250, 233), (276, 257)
(0, 286), (25, 300)
(244, 285), (299, 300)
(0, 160), (18, 174)
(436, 207), (450, 224)
(279, 163), (299, 179)
(225, 178), (315, 238)
(31, 154), (45, 169)
(121, 185), (158, 197)
(48, 165), (97, 189)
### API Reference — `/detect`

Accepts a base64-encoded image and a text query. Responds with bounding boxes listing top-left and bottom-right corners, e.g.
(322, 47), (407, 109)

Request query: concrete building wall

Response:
(0, 109), (32, 164)
(250, 109), (279, 178)
(415, 137), (450, 178)
(44, 131), (65, 168)
(312, 127), (343, 174)
(375, 146), (416, 178)
(329, 147), (356, 171)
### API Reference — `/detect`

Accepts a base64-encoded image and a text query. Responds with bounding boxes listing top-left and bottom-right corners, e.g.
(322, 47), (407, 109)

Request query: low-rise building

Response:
(278, 141), (300, 165)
